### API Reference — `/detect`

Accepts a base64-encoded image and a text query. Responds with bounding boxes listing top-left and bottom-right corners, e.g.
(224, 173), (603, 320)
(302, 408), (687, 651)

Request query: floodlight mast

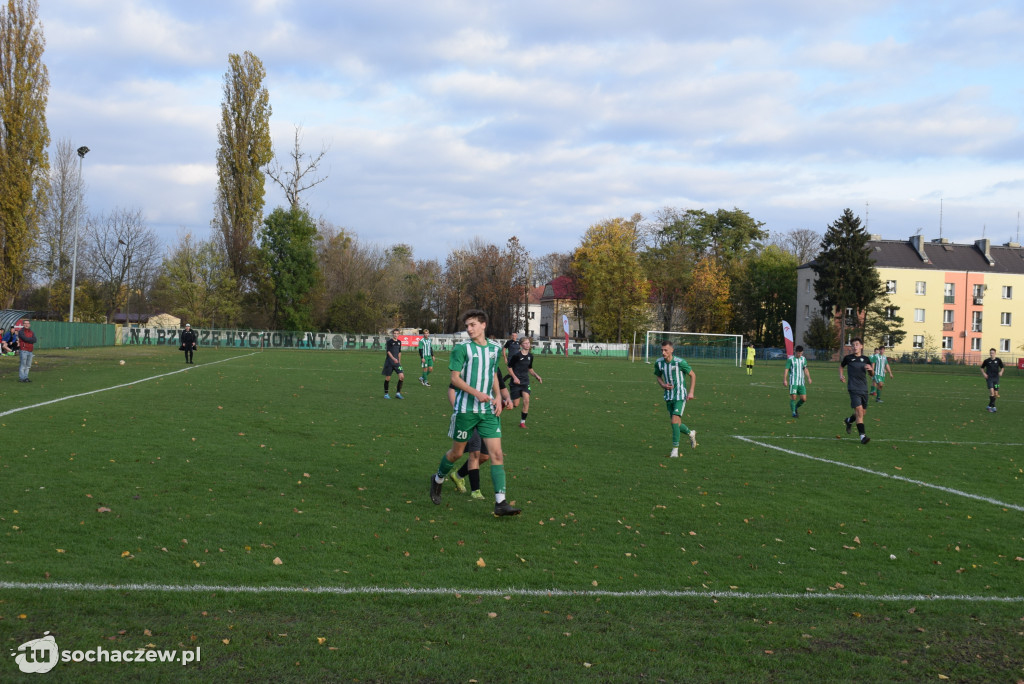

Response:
(69, 145), (90, 322)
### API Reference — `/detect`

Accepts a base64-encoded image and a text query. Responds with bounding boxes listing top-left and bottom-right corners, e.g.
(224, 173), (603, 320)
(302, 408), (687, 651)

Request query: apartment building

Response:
(796, 235), (1024, 362)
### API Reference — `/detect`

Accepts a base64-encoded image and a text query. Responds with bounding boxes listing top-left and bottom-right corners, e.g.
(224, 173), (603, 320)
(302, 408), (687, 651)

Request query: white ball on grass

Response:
(119, 360), (125, 365)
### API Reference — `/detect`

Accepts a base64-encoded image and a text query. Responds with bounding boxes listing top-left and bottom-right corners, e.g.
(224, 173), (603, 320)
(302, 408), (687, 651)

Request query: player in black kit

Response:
(981, 348), (1005, 413)
(839, 337), (874, 444)
(507, 337), (543, 428)
(382, 328), (405, 399)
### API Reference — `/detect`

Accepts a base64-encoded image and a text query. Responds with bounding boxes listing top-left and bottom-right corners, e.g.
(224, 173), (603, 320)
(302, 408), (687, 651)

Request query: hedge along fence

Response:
(119, 327), (631, 358)
(21, 321), (117, 349)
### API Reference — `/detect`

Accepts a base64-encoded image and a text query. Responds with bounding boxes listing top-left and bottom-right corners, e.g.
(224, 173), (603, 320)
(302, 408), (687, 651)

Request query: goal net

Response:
(638, 331), (743, 366)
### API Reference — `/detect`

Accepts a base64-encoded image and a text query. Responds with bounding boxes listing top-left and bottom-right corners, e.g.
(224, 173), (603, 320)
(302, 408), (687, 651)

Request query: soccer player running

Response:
(869, 347), (895, 402)
(654, 340), (697, 457)
(382, 328), (405, 399)
(981, 347), (1005, 413)
(430, 309), (520, 517)
(784, 345), (812, 417)
(745, 343), (755, 376)
(418, 329), (434, 386)
(507, 337), (543, 428)
(839, 337), (874, 444)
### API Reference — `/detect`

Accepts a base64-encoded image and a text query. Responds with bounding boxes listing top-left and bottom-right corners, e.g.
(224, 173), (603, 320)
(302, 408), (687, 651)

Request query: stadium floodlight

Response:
(639, 330), (743, 367)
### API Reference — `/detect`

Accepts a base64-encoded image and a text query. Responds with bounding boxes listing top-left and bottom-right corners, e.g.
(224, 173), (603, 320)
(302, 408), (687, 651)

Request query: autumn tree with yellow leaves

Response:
(572, 214), (651, 343)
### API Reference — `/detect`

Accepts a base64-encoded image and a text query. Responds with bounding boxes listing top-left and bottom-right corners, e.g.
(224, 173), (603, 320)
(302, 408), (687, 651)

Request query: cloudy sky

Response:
(41, 0), (1024, 261)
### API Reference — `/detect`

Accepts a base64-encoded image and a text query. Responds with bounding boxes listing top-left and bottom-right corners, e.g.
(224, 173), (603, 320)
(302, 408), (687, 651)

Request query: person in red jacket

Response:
(17, 320), (37, 383)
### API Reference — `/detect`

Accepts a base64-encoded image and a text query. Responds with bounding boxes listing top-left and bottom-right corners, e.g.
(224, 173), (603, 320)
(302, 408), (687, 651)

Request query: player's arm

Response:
(655, 370), (672, 390)
(450, 370), (491, 404)
(839, 356), (847, 382)
(999, 360), (1005, 377)
(686, 370), (696, 400)
(783, 366), (789, 386)
(530, 367), (543, 383)
(491, 371), (504, 416)
(865, 362), (874, 375)
(805, 365), (813, 384)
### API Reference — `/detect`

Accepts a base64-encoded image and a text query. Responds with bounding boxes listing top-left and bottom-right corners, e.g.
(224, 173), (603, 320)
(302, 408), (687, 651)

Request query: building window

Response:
(971, 337), (981, 352)
(886, 280), (897, 294)
(528, 311), (536, 320)
(1002, 285), (1013, 300)
(1002, 312), (1012, 326)
(943, 310), (954, 324)
(914, 308), (925, 323)
(915, 281), (926, 295)
(913, 335), (924, 349)
(805, 278), (811, 293)
(973, 283), (985, 298)
(972, 311), (983, 332)
(804, 304), (810, 320)
(1000, 339), (1011, 353)
(885, 306), (897, 320)
(942, 336), (953, 350)
(882, 334), (891, 347)
(944, 283), (955, 304)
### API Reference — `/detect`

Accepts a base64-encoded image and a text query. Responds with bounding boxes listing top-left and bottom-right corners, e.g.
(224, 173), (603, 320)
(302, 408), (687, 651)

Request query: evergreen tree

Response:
(260, 206), (319, 330)
(861, 296), (906, 350)
(812, 208), (882, 347)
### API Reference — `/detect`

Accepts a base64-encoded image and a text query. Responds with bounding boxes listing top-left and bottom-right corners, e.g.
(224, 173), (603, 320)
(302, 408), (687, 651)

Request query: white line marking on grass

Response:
(0, 352), (260, 419)
(734, 436), (1024, 512)
(0, 581), (1021, 603)
(741, 435), (1024, 447)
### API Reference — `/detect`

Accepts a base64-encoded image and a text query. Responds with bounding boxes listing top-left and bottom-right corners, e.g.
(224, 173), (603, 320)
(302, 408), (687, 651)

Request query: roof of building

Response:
(528, 285), (545, 304)
(542, 275), (579, 300)
(799, 237), (1024, 275)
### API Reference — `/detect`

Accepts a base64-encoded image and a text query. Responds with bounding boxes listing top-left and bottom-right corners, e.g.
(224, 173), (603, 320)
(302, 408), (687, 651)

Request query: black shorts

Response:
(465, 428), (489, 456)
(509, 383), (530, 401)
(382, 361), (403, 376)
(987, 377), (1000, 390)
(849, 392), (868, 410)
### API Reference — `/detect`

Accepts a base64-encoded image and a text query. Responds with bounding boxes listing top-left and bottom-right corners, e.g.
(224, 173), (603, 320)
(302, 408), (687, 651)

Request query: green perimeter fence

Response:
(22, 321), (116, 350)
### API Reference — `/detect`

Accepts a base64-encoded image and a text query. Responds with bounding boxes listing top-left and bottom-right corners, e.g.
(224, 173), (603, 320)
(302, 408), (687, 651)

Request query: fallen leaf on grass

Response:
(476, 558), (486, 567)
(97, 507), (111, 513)
(273, 557), (283, 565)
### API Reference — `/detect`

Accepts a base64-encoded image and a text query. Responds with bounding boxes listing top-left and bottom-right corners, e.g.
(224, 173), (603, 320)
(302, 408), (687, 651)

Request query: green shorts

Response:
(789, 384), (806, 396)
(873, 376), (886, 384)
(665, 399), (687, 417)
(449, 412), (502, 441)
(421, 356), (433, 369)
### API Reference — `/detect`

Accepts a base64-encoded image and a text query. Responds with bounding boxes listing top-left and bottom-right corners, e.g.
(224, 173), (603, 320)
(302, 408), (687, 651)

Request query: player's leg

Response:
(431, 414), (474, 503)
(789, 392), (798, 417)
(854, 398), (869, 443)
(874, 379), (884, 402)
(383, 368), (391, 398)
(395, 371), (405, 398)
(480, 416), (519, 516)
(519, 389), (530, 427)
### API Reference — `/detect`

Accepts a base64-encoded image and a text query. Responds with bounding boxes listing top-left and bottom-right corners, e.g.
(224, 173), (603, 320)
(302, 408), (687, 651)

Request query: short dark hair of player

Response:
(851, 337), (863, 345)
(462, 309), (488, 326)
(990, 348), (996, 353)
(661, 340), (673, 348)
(795, 345), (803, 352)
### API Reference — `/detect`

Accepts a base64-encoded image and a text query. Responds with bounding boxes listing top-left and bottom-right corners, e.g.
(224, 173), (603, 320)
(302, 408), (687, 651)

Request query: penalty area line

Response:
(0, 581), (1021, 604)
(0, 352), (260, 419)
(734, 436), (1024, 513)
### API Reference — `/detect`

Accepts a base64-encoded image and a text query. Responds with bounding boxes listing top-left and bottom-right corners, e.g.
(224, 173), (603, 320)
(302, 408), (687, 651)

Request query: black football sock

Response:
(396, 379), (403, 393)
(384, 381), (389, 394)
(857, 423), (866, 435)
(521, 412), (527, 422)
(468, 468), (481, 492)
(457, 461), (469, 478)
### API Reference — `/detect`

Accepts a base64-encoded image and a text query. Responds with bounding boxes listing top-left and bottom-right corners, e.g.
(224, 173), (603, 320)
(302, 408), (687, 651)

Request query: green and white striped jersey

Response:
(786, 355), (808, 387)
(871, 354), (889, 378)
(654, 355), (693, 401)
(449, 339), (502, 413)
(418, 336), (434, 357)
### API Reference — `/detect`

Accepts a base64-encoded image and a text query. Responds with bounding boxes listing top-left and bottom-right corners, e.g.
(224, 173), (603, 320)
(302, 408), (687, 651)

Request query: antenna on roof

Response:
(1017, 211), (1020, 244)
(865, 201), (870, 229)
(915, 227), (922, 236)
(939, 198), (943, 240)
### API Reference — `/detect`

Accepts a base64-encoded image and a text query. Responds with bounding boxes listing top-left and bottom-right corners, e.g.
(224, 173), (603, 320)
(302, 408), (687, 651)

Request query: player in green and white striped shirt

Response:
(654, 341), (698, 457)
(430, 309), (520, 517)
(868, 347), (894, 402)
(784, 345), (813, 418)
(417, 329), (434, 386)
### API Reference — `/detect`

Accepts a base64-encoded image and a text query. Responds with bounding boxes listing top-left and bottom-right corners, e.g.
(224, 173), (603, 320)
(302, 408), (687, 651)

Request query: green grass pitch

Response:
(0, 347), (1021, 682)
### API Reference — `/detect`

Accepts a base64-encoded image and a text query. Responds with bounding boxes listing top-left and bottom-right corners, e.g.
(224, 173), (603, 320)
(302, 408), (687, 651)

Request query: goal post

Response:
(639, 331), (743, 366)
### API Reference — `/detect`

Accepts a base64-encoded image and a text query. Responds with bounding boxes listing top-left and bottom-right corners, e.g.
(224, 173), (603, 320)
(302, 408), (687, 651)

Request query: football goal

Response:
(635, 330), (744, 366)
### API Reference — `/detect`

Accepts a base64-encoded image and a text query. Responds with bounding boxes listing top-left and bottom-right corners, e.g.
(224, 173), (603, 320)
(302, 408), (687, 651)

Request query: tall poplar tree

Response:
(812, 208), (882, 347)
(0, 0), (49, 307)
(212, 51), (273, 290)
